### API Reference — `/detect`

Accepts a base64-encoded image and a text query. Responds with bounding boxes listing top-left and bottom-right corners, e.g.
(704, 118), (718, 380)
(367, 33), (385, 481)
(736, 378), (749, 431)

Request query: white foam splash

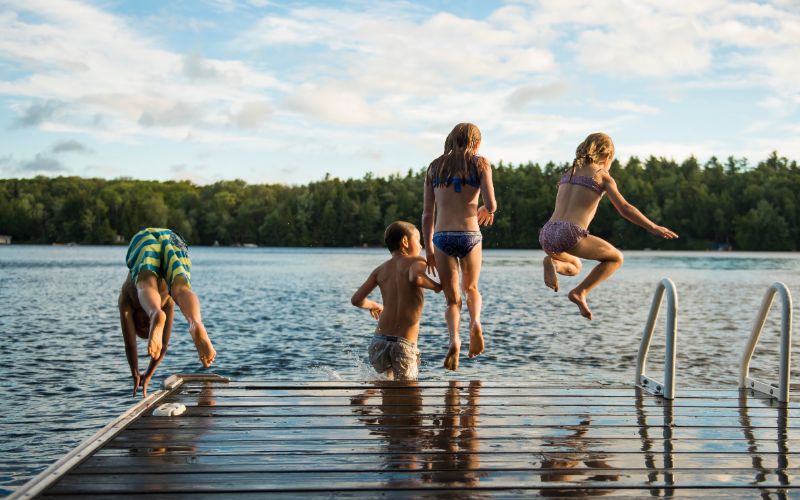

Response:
(309, 345), (378, 381)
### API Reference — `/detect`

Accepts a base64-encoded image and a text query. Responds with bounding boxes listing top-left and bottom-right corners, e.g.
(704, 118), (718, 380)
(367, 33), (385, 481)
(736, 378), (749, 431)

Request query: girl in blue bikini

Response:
(539, 132), (678, 320)
(422, 123), (497, 371)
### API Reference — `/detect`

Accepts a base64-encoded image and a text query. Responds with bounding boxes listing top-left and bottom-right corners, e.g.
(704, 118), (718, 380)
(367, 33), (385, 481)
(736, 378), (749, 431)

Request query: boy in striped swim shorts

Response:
(118, 228), (216, 397)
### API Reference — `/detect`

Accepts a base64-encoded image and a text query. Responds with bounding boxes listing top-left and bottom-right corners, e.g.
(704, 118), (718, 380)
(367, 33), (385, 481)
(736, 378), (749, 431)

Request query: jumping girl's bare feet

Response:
(543, 256), (559, 292)
(568, 289), (592, 320)
(147, 310), (167, 359)
(468, 321), (484, 358)
(443, 337), (461, 371)
(189, 322), (216, 368)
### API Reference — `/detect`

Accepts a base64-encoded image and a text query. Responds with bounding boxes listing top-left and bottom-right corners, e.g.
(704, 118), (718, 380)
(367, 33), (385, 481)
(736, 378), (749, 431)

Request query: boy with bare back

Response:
(351, 221), (442, 380)
(119, 228), (216, 397)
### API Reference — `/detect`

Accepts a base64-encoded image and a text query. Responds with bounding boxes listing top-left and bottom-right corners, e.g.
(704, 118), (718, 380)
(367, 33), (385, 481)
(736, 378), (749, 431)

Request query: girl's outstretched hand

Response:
(477, 206), (494, 226)
(426, 251), (437, 277)
(651, 225), (679, 239)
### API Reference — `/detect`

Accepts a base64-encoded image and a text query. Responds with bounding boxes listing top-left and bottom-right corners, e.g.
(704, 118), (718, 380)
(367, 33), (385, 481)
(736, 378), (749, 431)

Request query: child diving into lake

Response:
(118, 228), (216, 397)
(539, 132), (678, 320)
(422, 123), (497, 371)
(351, 221), (442, 381)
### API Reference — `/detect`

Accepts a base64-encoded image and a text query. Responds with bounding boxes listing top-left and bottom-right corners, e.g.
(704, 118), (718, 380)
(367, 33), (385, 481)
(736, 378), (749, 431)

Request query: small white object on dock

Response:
(151, 402), (186, 417)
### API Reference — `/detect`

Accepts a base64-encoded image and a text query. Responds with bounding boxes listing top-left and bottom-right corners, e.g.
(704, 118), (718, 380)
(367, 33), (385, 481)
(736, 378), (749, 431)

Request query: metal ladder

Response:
(635, 278), (794, 403)
(636, 278), (678, 399)
(739, 282), (794, 402)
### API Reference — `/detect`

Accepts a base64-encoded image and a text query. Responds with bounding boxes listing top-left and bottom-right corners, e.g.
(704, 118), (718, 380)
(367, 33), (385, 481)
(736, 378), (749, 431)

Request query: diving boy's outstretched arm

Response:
(409, 259), (442, 292)
(118, 293), (142, 396)
(140, 298), (174, 397)
(601, 172), (679, 239)
(351, 268), (383, 319)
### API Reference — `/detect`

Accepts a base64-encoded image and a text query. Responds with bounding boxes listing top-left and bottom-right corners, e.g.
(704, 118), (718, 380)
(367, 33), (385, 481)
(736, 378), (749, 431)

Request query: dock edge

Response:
(8, 373), (230, 500)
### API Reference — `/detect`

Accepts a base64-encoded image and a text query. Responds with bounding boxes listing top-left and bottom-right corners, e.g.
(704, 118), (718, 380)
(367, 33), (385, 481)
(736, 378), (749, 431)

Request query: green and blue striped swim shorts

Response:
(125, 228), (192, 290)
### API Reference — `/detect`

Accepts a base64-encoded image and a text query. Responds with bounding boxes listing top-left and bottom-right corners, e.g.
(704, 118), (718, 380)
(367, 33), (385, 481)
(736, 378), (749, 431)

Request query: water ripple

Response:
(1, 246), (799, 494)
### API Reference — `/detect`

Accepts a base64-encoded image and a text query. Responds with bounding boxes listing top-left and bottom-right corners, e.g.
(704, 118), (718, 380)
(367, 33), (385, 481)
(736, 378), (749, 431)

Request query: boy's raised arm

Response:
(351, 269), (383, 320)
(140, 298), (174, 397)
(118, 293), (141, 396)
(602, 172), (678, 239)
(409, 260), (442, 293)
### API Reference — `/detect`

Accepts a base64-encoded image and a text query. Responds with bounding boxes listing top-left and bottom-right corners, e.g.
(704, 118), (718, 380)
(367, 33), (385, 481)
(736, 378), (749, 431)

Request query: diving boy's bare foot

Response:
(443, 338), (461, 371)
(543, 256), (559, 292)
(568, 289), (593, 320)
(147, 310), (167, 359)
(189, 322), (216, 368)
(468, 322), (484, 358)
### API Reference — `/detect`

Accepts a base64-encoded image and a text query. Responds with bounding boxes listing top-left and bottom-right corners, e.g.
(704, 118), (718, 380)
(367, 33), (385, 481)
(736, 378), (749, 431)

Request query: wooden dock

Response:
(13, 374), (800, 498)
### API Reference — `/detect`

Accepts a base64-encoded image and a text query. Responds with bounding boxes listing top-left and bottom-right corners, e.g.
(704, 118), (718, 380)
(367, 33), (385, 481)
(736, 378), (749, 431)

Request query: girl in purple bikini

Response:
(539, 132), (678, 320)
(422, 123), (497, 371)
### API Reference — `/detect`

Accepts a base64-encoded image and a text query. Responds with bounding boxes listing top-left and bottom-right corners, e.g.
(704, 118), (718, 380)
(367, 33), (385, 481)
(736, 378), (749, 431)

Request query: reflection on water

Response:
(738, 391), (791, 489)
(2, 247), (800, 492)
(351, 381), (484, 493)
(636, 389), (675, 496)
(347, 384), (796, 496)
(538, 416), (620, 497)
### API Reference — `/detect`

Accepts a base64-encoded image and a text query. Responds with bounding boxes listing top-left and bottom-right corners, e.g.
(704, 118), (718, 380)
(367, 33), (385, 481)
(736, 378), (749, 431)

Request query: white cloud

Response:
(50, 139), (91, 154)
(0, 0), (798, 182)
(506, 82), (569, 110)
(0, 0), (280, 141)
(231, 100), (271, 129)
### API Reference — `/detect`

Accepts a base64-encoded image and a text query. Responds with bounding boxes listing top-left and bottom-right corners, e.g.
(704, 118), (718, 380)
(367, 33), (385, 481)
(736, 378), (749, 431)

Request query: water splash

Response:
(309, 345), (378, 381)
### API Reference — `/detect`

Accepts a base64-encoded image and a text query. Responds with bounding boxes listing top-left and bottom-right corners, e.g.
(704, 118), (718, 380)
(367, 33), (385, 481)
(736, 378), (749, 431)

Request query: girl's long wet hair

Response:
(426, 123), (482, 186)
(570, 132), (615, 179)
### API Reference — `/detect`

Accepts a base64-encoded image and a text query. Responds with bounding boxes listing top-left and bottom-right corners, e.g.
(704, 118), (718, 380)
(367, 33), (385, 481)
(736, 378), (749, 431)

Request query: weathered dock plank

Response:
(16, 377), (800, 498)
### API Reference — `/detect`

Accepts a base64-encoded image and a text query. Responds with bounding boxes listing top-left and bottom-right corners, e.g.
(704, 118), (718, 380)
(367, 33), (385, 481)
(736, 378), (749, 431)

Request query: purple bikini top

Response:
(559, 173), (604, 195)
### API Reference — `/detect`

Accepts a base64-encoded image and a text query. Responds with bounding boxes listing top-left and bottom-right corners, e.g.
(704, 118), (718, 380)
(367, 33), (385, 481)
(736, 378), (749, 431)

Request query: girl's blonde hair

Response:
(427, 123), (482, 186)
(571, 132), (615, 177)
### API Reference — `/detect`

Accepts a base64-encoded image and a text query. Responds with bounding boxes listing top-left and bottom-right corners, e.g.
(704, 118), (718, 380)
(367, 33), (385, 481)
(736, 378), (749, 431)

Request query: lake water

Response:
(1, 246), (799, 495)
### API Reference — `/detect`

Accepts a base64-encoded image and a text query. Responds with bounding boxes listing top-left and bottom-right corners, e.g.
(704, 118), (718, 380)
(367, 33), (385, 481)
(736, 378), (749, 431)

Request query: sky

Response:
(0, 0), (798, 185)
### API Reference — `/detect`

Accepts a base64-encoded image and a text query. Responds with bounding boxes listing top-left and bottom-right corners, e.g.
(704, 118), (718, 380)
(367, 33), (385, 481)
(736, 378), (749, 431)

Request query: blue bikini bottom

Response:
(432, 231), (482, 259)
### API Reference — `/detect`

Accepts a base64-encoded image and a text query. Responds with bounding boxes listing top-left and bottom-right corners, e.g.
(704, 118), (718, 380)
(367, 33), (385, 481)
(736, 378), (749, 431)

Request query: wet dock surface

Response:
(34, 379), (800, 498)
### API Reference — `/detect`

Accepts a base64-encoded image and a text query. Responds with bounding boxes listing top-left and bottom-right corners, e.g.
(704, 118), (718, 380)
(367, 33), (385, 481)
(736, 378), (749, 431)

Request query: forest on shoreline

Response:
(0, 152), (798, 251)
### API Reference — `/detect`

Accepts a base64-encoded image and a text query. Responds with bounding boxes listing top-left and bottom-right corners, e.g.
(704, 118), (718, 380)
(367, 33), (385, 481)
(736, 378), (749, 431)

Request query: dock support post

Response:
(635, 278), (678, 399)
(739, 282), (793, 402)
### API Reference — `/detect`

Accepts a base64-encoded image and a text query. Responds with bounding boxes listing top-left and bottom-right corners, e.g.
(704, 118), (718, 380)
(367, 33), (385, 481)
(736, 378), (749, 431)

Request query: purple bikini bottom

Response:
(538, 220), (589, 254)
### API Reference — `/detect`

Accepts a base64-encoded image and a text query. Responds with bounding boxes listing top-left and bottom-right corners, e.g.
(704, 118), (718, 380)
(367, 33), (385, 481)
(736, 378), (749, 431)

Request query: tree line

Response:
(0, 152), (797, 250)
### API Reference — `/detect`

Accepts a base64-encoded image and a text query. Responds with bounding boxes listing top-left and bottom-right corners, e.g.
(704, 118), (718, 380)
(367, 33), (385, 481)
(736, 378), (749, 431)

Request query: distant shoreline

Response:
(1, 243), (798, 254)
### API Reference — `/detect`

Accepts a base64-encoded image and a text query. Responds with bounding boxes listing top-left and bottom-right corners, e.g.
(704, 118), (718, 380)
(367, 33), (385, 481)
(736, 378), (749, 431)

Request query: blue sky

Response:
(0, 0), (798, 184)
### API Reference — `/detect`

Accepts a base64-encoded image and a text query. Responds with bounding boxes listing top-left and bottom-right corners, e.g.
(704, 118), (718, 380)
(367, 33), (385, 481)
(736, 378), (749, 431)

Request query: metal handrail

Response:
(739, 282), (793, 402)
(635, 278), (678, 399)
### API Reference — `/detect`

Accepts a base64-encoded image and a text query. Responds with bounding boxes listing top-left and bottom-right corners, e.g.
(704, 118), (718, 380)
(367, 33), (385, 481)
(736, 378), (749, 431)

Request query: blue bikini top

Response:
(430, 155), (482, 193)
